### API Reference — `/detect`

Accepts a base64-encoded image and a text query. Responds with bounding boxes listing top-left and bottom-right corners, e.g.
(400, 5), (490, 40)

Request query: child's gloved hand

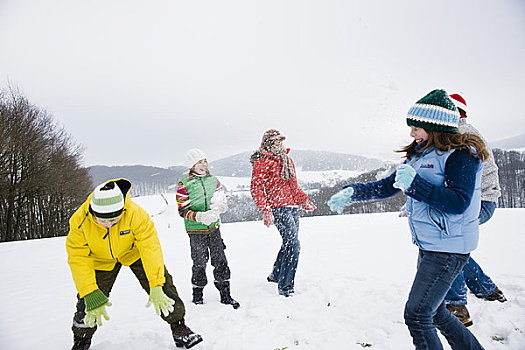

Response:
(146, 286), (175, 317)
(210, 190), (228, 213)
(393, 164), (417, 191)
(262, 210), (274, 227)
(84, 302), (111, 328)
(301, 199), (316, 212)
(83, 289), (111, 327)
(327, 187), (354, 214)
(196, 210), (220, 225)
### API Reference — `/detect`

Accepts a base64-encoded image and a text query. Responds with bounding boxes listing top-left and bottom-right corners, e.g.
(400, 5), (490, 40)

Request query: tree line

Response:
(0, 88), (91, 242)
(493, 149), (525, 209)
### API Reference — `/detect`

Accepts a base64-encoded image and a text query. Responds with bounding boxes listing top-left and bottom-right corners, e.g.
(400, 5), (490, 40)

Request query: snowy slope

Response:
(0, 195), (524, 350)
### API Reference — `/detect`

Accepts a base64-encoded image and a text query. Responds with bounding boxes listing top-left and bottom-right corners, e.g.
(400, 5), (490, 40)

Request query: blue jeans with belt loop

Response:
(269, 207), (300, 295)
(445, 201), (498, 305)
(404, 250), (484, 349)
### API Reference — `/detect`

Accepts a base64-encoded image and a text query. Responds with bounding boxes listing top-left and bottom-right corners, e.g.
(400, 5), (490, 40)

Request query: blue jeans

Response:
(404, 250), (484, 350)
(269, 207), (300, 295)
(445, 201), (498, 305)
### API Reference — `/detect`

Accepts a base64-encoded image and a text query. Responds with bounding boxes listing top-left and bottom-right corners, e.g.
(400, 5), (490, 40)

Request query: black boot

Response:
(192, 287), (204, 305)
(215, 281), (240, 309)
(71, 336), (91, 350)
(171, 319), (203, 349)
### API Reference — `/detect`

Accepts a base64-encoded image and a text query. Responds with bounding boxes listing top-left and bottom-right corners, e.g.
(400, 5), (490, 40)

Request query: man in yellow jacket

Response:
(66, 179), (202, 350)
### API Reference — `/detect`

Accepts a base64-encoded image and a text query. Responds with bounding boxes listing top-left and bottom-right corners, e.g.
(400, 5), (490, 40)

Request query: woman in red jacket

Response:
(250, 129), (316, 296)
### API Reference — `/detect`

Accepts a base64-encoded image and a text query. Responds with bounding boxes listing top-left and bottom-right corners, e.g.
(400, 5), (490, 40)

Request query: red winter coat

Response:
(250, 149), (310, 212)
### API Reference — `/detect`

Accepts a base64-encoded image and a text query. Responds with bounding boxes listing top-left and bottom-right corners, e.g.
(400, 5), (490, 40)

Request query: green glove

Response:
(146, 285), (175, 316)
(84, 302), (112, 328)
(83, 289), (111, 328)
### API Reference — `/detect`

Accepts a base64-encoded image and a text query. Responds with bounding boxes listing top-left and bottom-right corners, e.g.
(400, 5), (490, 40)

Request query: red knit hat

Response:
(261, 129), (285, 147)
(449, 93), (467, 118)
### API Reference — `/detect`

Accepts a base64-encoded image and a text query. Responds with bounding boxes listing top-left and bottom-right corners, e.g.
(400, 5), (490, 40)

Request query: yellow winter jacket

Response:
(66, 178), (166, 298)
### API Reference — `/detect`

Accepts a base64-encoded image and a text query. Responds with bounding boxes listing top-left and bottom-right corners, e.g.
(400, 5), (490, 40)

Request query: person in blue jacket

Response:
(328, 89), (489, 350)
(444, 93), (506, 328)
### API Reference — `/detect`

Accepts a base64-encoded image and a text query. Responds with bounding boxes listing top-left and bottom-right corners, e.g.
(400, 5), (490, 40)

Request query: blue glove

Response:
(393, 164), (416, 191)
(327, 187), (354, 214)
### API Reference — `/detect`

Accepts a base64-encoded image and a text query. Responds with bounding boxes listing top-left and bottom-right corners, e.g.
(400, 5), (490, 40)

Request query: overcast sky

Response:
(1, 0), (524, 168)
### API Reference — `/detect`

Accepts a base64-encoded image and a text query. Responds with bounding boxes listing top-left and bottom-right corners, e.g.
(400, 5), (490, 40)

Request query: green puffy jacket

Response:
(179, 174), (220, 232)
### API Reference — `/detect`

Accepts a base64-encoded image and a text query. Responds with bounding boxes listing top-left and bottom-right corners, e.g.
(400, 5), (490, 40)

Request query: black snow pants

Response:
(72, 259), (185, 339)
(188, 227), (231, 288)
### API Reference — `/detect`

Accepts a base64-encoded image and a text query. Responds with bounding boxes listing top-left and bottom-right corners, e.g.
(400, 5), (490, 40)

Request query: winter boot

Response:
(215, 281), (240, 309)
(171, 319), (203, 349)
(446, 304), (473, 327)
(484, 289), (507, 303)
(267, 275), (278, 283)
(192, 287), (204, 305)
(71, 336), (92, 350)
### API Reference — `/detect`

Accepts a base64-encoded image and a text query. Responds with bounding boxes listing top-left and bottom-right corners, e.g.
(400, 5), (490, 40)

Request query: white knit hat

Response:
(185, 148), (207, 168)
(90, 181), (125, 219)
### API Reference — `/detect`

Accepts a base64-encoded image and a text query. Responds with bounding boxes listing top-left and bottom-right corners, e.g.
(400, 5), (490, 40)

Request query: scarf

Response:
(250, 144), (296, 180)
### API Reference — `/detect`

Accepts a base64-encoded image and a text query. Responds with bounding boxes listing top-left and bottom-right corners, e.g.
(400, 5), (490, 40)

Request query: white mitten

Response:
(210, 190), (228, 214)
(195, 210), (220, 226)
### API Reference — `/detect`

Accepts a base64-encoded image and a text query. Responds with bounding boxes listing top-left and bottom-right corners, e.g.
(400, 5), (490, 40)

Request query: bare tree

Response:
(0, 87), (92, 241)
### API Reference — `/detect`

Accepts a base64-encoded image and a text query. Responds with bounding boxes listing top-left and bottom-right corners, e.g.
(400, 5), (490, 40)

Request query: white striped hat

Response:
(407, 89), (460, 133)
(90, 181), (124, 219)
(449, 93), (467, 117)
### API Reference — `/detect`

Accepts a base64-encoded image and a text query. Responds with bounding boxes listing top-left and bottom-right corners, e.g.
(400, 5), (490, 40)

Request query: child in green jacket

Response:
(176, 149), (240, 309)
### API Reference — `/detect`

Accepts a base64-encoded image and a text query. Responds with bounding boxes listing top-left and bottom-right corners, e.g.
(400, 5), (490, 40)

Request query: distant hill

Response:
(88, 165), (186, 196)
(491, 132), (525, 151)
(208, 150), (387, 177)
(88, 150), (388, 195)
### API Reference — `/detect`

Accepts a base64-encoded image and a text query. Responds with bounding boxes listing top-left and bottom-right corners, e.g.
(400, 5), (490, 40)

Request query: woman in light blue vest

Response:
(328, 89), (489, 350)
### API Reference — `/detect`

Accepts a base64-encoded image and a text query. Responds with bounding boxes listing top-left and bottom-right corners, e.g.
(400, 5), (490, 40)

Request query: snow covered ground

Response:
(1, 195), (524, 350)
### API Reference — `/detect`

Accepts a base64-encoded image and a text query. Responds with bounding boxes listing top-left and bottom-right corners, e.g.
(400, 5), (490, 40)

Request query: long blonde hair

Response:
(397, 130), (489, 162)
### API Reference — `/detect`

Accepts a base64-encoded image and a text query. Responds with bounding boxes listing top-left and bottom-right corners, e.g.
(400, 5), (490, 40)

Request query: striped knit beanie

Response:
(449, 93), (467, 118)
(407, 89), (460, 133)
(90, 181), (124, 219)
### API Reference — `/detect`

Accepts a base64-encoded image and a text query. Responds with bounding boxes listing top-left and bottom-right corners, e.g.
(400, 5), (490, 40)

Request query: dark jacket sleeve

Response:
(344, 172), (402, 201)
(405, 149), (480, 214)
